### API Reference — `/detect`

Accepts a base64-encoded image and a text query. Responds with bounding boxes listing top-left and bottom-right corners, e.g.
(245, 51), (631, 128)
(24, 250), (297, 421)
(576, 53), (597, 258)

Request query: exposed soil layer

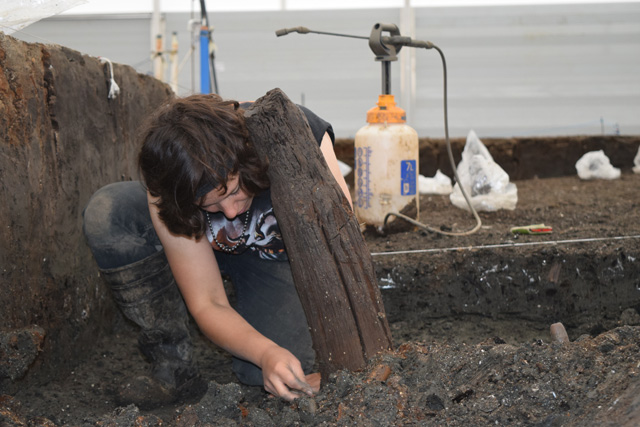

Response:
(3, 173), (640, 426)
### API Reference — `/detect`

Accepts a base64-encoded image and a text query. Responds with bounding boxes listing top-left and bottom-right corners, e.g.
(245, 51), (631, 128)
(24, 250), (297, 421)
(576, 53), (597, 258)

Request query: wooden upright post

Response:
(244, 88), (393, 376)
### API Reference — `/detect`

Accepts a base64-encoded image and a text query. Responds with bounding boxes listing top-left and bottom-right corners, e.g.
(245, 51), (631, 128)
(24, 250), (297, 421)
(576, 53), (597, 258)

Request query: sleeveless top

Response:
(204, 104), (334, 261)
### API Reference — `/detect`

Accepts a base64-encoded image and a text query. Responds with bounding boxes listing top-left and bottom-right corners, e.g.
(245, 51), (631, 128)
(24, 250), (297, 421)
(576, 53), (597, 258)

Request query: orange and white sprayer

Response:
(354, 94), (419, 228)
(354, 23), (420, 228)
(276, 23), (425, 228)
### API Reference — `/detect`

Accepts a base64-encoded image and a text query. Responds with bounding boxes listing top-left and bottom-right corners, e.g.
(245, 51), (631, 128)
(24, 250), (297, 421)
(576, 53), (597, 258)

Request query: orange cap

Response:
(366, 95), (406, 124)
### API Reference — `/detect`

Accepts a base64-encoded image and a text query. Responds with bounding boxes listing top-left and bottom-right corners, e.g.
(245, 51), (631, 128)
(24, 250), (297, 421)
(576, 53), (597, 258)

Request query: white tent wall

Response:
(11, 3), (640, 138)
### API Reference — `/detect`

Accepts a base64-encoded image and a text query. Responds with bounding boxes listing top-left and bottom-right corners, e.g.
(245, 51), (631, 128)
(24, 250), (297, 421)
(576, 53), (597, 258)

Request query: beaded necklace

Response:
(206, 209), (250, 253)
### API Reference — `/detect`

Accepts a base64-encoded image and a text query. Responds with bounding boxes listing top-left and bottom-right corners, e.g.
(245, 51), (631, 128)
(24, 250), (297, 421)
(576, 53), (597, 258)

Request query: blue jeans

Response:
(83, 181), (315, 386)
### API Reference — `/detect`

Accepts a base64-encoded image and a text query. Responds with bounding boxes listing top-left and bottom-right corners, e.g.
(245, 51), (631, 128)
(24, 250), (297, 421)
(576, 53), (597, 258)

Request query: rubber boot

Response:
(100, 249), (206, 409)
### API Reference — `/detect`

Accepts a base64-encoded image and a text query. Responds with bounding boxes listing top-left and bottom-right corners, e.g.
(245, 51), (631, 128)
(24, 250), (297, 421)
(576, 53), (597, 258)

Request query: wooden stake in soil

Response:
(244, 88), (393, 376)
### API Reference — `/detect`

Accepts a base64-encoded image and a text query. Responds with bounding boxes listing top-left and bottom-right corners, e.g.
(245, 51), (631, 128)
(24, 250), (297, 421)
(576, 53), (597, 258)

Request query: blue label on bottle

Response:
(400, 160), (417, 196)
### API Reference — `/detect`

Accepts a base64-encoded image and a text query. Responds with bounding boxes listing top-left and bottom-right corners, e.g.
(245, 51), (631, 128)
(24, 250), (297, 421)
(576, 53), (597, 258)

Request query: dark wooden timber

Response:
(244, 88), (393, 376)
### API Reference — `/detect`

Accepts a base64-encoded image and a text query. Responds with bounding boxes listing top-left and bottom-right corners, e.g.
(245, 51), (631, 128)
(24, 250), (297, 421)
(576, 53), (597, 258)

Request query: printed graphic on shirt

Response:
(204, 103), (332, 261)
(205, 189), (287, 260)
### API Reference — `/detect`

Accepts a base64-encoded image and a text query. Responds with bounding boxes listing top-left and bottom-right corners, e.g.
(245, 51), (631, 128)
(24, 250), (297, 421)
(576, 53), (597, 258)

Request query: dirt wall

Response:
(335, 135), (640, 181)
(0, 33), (173, 387)
(376, 241), (640, 336)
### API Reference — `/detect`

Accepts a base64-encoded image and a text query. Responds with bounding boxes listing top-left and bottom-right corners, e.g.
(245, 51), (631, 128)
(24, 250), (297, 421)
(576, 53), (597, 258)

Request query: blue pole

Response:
(200, 28), (210, 94)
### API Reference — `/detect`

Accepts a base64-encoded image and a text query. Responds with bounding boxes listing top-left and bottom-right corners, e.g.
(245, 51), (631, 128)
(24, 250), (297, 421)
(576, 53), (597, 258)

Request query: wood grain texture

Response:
(244, 88), (393, 376)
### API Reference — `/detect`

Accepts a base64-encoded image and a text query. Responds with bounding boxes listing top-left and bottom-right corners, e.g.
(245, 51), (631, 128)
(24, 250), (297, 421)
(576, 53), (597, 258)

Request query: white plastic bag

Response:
(450, 130), (517, 212)
(337, 160), (352, 177)
(575, 150), (621, 180)
(0, 0), (87, 34)
(419, 170), (453, 195)
(633, 145), (640, 174)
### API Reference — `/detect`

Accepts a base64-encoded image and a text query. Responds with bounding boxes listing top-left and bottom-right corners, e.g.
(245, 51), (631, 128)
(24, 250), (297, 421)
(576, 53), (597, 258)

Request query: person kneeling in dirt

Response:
(82, 94), (352, 409)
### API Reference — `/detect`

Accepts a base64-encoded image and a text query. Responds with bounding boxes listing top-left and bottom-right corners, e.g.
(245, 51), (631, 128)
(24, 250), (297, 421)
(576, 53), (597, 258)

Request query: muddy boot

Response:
(100, 250), (207, 409)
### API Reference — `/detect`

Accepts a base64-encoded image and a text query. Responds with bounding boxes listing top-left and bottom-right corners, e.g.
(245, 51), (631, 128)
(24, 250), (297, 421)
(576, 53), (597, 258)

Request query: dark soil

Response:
(3, 173), (640, 426)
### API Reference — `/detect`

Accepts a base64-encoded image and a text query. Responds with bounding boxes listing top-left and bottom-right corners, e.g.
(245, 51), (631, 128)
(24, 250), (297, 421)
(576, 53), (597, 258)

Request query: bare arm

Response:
(148, 193), (313, 400)
(319, 132), (353, 208)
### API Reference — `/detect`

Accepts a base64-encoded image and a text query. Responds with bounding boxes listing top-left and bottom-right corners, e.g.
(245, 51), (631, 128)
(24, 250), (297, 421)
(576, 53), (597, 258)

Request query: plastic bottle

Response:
(354, 94), (419, 228)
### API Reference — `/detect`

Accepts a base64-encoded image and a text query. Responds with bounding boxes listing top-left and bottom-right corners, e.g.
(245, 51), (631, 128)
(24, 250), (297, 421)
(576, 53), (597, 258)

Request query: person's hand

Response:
(260, 345), (316, 401)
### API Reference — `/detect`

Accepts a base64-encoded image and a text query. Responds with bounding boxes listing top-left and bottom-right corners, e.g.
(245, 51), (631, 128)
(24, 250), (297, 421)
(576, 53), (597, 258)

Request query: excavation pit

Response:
(4, 135), (640, 426)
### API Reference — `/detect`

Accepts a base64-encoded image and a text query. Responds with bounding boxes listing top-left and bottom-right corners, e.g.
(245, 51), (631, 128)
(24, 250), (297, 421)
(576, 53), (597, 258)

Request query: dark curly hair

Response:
(138, 94), (269, 238)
